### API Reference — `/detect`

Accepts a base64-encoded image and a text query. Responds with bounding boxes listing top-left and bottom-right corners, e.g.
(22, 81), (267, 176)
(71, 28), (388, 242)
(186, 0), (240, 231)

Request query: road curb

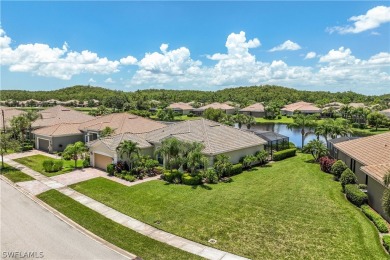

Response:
(0, 176), (138, 260)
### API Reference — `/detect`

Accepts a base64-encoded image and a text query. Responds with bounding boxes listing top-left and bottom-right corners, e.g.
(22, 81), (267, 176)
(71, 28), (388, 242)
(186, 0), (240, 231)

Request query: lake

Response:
(240, 123), (326, 148)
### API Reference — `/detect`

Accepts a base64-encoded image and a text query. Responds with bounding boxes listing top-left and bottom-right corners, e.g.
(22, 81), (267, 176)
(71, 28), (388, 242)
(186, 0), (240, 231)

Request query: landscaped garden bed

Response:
(70, 153), (387, 259)
(14, 155), (83, 177)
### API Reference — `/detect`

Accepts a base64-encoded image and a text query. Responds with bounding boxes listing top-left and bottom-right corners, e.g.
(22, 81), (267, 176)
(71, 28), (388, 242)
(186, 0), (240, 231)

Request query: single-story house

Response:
(280, 101), (322, 116)
(192, 102), (237, 116)
(89, 118), (267, 170)
(327, 136), (360, 158)
(380, 108), (390, 119)
(0, 106), (26, 129)
(19, 99), (42, 107)
(348, 102), (366, 108)
(333, 132), (390, 222)
(79, 112), (166, 143)
(166, 102), (194, 115)
(239, 103), (265, 118)
(32, 123), (84, 152)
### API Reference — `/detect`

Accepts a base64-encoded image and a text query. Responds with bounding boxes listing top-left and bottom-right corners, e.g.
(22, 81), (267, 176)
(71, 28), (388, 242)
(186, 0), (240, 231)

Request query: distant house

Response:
(192, 102), (236, 116)
(45, 99), (63, 106)
(89, 119), (267, 170)
(19, 99), (42, 107)
(380, 108), (390, 119)
(166, 102), (194, 115)
(333, 133), (390, 222)
(348, 102), (366, 108)
(0, 106), (26, 129)
(280, 101), (321, 116)
(239, 103), (265, 118)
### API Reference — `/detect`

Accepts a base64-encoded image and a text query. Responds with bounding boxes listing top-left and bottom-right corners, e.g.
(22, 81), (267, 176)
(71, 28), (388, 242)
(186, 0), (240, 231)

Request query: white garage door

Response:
(38, 139), (50, 152)
(94, 153), (113, 171)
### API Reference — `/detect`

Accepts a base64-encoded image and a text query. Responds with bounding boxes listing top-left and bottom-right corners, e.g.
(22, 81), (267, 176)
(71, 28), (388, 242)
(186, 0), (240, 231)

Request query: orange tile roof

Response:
(380, 108), (390, 118)
(334, 132), (390, 166)
(32, 105), (94, 128)
(194, 102), (236, 111)
(240, 103), (265, 112)
(281, 101), (321, 113)
(32, 123), (83, 137)
(361, 163), (390, 186)
(0, 106), (26, 128)
(79, 113), (166, 134)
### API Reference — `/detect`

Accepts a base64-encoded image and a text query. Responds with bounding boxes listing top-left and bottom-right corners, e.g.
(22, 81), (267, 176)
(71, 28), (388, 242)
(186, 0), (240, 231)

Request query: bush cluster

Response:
(106, 164), (115, 176)
(340, 169), (357, 191)
(383, 235), (390, 253)
(331, 160), (348, 180)
(42, 159), (63, 172)
(162, 170), (183, 183)
(319, 156), (336, 173)
(273, 148), (296, 161)
(181, 173), (202, 185)
(345, 184), (368, 207)
(230, 164), (243, 176)
(361, 205), (389, 233)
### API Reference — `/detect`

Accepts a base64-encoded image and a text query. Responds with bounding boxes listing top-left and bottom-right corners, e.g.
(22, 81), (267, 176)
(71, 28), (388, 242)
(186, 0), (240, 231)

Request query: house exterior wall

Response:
(216, 145), (264, 164)
(336, 150), (366, 184)
(367, 176), (390, 223)
(89, 142), (116, 167)
(240, 111), (265, 118)
(51, 135), (84, 152)
(225, 108), (237, 115)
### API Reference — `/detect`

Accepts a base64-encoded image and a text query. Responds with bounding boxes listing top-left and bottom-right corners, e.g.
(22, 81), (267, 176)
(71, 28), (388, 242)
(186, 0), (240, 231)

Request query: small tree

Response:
(331, 160), (348, 180)
(340, 168), (357, 191)
(302, 139), (328, 162)
(100, 126), (114, 138)
(214, 154), (232, 178)
(242, 154), (256, 169)
(0, 132), (19, 169)
(116, 140), (140, 170)
(367, 112), (389, 131)
(62, 141), (87, 169)
(10, 115), (30, 143)
(255, 150), (268, 166)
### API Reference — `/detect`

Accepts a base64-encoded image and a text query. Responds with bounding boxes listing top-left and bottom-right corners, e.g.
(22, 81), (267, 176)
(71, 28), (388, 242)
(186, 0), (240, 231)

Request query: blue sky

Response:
(1, 1), (389, 95)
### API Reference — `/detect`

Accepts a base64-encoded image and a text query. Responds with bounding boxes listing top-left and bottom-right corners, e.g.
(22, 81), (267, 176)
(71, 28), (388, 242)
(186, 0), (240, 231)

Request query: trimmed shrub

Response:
(352, 122), (360, 128)
(358, 184), (367, 190)
(319, 156), (336, 173)
(22, 145), (33, 151)
(331, 160), (348, 180)
(345, 184), (368, 207)
(204, 169), (218, 184)
(230, 164), (243, 176)
(340, 169), (357, 191)
(383, 235), (390, 253)
(107, 164), (115, 176)
(42, 159), (63, 172)
(82, 159), (90, 168)
(277, 115), (282, 119)
(62, 152), (72, 161)
(273, 148), (296, 161)
(288, 142), (296, 148)
(154, 166), (164, 175)
(181, 173), (202, 185)
(361, 205), (389, 233)
(124, 175), (136, 182)
(162, 170), (183, 183)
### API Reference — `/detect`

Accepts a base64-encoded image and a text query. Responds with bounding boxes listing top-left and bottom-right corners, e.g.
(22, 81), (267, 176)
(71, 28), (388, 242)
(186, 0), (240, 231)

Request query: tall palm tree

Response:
(24, 110), (39, 142)
(186, 142), (205, 175)
(116, 140), (140, 170)
(331, 118), (353, 139)
(155, 138), (184, 172)
(288, 114), (317, 148)
(245, 115), (256, 129)
(63, 141), (87, 169)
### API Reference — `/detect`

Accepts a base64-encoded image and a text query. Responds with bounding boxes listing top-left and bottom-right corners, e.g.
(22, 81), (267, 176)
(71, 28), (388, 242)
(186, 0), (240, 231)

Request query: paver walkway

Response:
(4, 155), (249, 260)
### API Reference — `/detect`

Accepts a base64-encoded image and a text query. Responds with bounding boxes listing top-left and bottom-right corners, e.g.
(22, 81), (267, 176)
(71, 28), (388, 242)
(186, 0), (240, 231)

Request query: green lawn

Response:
(1, 163), (35, 182)
(255, 115), (294, 124)
(352, 127), (389, 136)
(14, 155), (83, 177)
(71, 154), (387, 259)
(37, 190), (201, 260)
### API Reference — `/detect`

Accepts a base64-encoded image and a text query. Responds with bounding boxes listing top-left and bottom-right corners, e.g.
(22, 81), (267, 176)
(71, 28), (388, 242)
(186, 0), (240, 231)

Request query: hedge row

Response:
(361, 205), (389, 233)
(345, 184), (368, 207)
(182, 173), (202, 185)
(383, 235), (390, 253)
(273, 148), (296, 161)
(230, 163), (243, 176)
(162, 170), (183, 183)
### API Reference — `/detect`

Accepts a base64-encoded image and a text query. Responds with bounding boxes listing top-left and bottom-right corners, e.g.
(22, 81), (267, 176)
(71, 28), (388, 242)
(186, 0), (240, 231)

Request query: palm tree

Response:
(340, 104), (352, 119)
(214, 154), (232, 178)
(314, 119), (333, 142)
(302, 139), (328, 162)
(24, 110), (39, 142)
(288, 114), (317, 148)
(116, 140), (140, 170)
(186, 142), (205, 175)
(63, 141), (87, 169)
(331, 118), (353, 138)
(245, 115), (256, 129)
(155, 138), (184, 172)
(234, 114), (247, 129)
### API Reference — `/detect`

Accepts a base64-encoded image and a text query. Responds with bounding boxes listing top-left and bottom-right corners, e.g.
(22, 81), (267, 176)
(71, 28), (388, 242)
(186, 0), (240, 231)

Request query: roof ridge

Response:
(201, 119), (213, 154)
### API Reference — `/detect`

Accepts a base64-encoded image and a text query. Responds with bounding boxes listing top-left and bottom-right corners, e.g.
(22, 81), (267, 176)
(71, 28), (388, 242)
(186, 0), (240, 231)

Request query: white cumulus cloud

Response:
(105, 77), (115, 83)
(88, 78), (96, 83)
(120, 55), (137, 65)
(304, 52), (317, 59)
(327, 6), (390, 34)
(269, 40), (301, 52)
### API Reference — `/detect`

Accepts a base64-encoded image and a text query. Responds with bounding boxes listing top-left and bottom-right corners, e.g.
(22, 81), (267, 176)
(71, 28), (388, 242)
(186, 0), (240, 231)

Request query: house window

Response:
(365, 174), (368, 185)
(350, 158), (356, 172)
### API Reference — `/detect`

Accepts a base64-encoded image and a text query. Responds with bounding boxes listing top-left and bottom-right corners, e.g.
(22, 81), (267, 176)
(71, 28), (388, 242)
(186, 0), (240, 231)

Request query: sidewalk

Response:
(3, 156), (249, 260)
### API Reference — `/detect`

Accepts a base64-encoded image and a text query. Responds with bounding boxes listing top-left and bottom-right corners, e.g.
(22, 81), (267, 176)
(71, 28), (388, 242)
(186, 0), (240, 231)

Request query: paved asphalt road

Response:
(0, 180), (130, 260)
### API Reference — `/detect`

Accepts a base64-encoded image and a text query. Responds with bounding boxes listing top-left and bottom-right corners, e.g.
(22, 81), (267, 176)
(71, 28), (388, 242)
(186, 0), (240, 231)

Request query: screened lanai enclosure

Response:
(246, 130), (290, 158)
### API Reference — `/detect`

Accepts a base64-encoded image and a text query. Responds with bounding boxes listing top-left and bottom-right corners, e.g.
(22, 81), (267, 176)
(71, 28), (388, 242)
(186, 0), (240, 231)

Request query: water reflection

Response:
(241, 123), (326, 148)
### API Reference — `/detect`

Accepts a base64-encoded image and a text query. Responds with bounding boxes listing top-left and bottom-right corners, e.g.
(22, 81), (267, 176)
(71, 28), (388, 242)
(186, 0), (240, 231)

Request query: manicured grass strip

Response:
(1, 163), (35, 182)
(37, 190), (201, 260)
(255, 115), (294, 124)
(14, 155), (83, 177)
(71, 154), (387, 259)
(383, 235), (390, 253)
